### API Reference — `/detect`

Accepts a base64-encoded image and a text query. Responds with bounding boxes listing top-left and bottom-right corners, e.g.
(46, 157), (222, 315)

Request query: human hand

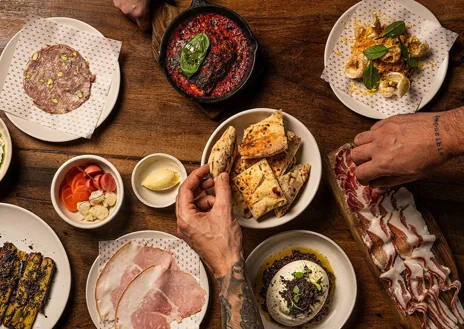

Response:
(352, 110), (464, 188)
(176, 164), (243, 278)
(113, 0), (151, 30)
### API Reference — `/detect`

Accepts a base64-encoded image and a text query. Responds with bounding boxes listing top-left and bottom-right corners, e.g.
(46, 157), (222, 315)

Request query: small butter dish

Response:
(131, 153), (187, 208)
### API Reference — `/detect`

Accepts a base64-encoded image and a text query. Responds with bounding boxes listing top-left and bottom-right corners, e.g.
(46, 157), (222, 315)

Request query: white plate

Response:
(324, 0), (448, 119)
(246, 230), (357, 329)
(0, 118), (12, 182)
(201, 108), (322, 229)
(0, 203), (71, 329)
(86, 230), (210, 328)
(0, 17), (121, 142)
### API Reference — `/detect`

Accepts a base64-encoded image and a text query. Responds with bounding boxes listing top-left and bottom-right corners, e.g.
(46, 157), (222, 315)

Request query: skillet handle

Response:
(191, 0), (209, 7)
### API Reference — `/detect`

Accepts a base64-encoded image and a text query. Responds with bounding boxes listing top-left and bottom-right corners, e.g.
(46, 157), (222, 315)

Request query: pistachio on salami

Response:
(23, 44), (96, 114)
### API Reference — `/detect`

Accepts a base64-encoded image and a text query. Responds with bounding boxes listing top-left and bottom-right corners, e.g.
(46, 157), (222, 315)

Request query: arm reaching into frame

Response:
(113, 0), (151, 30)
(176, 165), (264, 329)
(352, 107), (464, 188)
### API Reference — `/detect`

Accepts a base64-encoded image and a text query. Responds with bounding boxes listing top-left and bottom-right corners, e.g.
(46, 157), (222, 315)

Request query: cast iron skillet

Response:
(158, 0), (259, 104)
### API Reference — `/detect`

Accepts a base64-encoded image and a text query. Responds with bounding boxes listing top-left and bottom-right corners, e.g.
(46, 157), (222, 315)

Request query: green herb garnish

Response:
(363, 45), (393, 60)
(310, 277), (323, 292)
(180, 32), (210, 78)
(376, 21), (407, 39)
(287, 289), (304, 314)
(292, 271), (304, 279)
(398, 38), (418, 68)
(363, 61), (380, 90)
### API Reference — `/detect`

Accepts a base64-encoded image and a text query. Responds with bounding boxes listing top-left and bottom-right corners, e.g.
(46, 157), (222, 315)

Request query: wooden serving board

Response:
(324, 149), (463, 329)
(150, 0), (264, 120)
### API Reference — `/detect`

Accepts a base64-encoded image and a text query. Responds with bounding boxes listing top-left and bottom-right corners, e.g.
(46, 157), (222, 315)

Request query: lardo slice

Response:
(95, 242), (178, 321)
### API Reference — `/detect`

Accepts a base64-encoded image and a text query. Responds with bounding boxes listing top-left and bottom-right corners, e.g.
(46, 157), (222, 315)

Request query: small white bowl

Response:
(0, 118), (12, 183)
(131, 154), (187, 208)
(51, 155), (124, 229)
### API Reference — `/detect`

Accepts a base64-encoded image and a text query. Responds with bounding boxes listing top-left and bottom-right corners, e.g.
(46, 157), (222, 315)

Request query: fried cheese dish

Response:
(345, 16), (429, 98)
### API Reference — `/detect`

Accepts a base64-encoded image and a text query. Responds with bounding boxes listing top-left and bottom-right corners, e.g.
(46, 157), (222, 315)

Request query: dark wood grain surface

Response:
(0, 0), (463, 328)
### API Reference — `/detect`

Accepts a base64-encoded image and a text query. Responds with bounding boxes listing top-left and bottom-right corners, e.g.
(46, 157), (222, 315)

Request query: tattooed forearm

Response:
(433, 115), (445, 156)
(217, 259), (264, 329)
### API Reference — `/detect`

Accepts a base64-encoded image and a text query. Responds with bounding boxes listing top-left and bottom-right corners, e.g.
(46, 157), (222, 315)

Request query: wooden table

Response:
(0, 0), (463, 328)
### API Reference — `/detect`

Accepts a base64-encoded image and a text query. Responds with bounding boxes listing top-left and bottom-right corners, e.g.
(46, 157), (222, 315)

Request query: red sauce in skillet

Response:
(166, 13), (252, 99)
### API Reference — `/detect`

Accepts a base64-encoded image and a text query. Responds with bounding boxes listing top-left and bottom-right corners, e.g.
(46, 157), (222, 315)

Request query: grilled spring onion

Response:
(0, 245), (27, 323)
(2, 253), (56, 329)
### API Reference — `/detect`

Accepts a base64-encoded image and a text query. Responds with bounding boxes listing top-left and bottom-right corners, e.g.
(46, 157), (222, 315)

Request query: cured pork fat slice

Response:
(96, 242), (178, 321)
(116, 267), (206, 329)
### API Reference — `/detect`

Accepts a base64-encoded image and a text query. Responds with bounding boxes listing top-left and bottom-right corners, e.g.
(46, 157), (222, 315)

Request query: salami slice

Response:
(100, 173), (117, 192)
(23, 44), (96, 114)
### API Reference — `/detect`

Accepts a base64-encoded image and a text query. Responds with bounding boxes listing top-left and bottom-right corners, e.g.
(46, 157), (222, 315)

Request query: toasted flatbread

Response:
(231, 154), (257, 179)
(233, 159), (287, 220)
(238, 111), (288, 159)
(231, 184), (252, 219)
(267, 131), (301, 177)
(231, 131), (300, 179)
(208, 126), (237, 179)
(275, 164), (310, 218)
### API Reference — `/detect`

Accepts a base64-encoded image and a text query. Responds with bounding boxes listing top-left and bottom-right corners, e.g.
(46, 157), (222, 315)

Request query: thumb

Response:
(214, 172), (232, 209)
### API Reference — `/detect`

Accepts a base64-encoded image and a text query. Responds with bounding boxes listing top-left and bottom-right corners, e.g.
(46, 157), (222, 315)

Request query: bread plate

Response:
(201, 108), (322, 229)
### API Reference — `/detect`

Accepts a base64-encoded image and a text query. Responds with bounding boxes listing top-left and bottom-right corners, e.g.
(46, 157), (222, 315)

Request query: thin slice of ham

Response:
(116, 266), (206, 329)
(152, 268), (207, 318)
(96, 242), (178, 321)
(116, 266), (181, 329)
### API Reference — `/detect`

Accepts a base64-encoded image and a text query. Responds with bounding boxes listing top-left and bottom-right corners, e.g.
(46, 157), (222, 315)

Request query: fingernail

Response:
(220, 172), (229, 181)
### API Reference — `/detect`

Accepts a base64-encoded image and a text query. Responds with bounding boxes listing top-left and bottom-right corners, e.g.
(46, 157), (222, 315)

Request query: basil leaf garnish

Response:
(363, 61), (380, 90)
(377, 21), (407, 39)
(398, 38), (419, 68)
(363, 45), (393, 60)
(180, 32), (210, 78)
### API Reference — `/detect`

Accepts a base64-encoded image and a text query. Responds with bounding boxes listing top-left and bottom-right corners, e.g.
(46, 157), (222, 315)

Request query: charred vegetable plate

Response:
(0, 204), (71, 329)
(159, 0), (258, 103)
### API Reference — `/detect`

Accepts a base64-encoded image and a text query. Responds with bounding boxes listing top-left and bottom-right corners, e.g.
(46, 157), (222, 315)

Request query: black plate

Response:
(158, 0), (259, 104)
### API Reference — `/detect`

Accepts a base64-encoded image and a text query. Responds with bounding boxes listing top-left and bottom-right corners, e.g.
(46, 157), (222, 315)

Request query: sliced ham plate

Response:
(96, 242), (179, 321)
(116, 266), (206, 329)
